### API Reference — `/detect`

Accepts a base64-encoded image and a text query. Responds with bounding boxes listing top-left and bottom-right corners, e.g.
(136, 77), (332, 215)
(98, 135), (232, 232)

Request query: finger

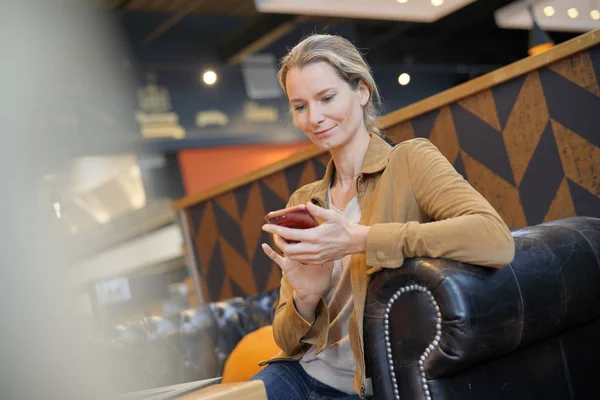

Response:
(273, 235), (289, 252)
(306, 202), (337, 221)
(261, 243), (286, 267)
(262, 224), (311, 242)
(282, 242), (319, 257)
(287, 256), (321, 265)
(287, 250), (327, 264)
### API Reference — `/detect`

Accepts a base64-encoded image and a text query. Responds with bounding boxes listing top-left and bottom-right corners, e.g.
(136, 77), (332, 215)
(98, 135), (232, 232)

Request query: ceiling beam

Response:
(220, 14), (305, 65)
(143, 0), (206, 45)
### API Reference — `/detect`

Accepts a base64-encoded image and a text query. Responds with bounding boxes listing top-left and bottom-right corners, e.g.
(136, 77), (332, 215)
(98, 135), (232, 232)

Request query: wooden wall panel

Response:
(177, 34), (600, 302)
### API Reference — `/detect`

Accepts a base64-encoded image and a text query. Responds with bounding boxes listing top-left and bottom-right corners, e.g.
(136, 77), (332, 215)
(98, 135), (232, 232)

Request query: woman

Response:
(251, 34), (515, 399)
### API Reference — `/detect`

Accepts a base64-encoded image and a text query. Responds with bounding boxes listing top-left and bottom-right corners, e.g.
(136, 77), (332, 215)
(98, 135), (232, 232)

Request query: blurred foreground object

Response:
(0, 1), (140, 399)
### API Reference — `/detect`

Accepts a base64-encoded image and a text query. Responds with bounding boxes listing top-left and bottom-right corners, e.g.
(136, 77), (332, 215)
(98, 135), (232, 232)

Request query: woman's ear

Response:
(358, 80), (371, 107)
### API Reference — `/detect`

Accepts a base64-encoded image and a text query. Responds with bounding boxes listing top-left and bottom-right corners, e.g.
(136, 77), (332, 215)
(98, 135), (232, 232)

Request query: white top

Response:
(300, 188), (372, 396)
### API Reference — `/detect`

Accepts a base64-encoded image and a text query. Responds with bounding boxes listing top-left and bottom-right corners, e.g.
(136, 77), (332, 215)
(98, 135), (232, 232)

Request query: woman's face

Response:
(285, 61), (370, 151)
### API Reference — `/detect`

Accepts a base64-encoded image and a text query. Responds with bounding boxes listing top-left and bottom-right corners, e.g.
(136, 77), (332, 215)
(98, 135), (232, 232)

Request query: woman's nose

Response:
(308, 105), (325, 126)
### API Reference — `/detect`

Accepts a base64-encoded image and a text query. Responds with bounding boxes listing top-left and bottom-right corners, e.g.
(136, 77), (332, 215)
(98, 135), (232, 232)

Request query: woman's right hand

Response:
(262, 235), (332, 319)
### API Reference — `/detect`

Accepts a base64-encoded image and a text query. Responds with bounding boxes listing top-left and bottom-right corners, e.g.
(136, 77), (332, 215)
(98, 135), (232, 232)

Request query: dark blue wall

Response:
(112, 12), (463, 151)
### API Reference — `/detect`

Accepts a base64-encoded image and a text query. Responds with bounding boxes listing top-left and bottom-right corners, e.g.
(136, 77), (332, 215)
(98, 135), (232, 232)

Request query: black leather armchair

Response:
(365, 217), (600, 400)
(87, 290), (278, 394)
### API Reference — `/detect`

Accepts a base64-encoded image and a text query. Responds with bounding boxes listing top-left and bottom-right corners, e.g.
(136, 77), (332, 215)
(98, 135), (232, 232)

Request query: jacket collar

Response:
(310, 134), (393, 207)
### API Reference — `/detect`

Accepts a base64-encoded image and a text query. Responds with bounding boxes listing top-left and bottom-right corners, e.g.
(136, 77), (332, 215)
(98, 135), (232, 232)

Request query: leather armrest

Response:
(364, 217), (600, 398)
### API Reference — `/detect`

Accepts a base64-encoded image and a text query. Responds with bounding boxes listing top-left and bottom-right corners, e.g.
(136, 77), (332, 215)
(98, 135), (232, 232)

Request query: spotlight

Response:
(567, 8), (579, 19)
(203, 70), (217, 85)
(398, 73), (410, 86)
(542, 6), (555, 17)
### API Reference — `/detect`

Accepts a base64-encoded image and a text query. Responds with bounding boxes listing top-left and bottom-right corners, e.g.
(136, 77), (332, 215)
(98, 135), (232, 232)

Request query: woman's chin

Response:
(307, 134), (339, 150)
(312, 139), (337, 151)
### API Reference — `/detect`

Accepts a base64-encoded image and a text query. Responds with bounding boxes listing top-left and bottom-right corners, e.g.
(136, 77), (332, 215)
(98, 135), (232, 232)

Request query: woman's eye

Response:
(322, 95), (335, 102)
(294, 104), (305, 112)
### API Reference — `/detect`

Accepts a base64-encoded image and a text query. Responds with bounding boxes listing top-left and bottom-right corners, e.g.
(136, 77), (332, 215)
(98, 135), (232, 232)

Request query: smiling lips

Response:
(313, 126), (336, 136)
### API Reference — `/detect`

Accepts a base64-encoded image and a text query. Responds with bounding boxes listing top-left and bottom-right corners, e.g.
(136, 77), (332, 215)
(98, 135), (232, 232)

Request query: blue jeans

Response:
(251, 361), (368, 400)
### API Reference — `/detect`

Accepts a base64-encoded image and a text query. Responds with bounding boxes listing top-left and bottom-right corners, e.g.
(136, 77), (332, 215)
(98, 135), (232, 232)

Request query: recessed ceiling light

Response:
(591, 10), (600, 20)
(203, 70), (217, 85)
(431, 0), (443, 6)
(396, 0), (408, 3)
(398, 73), (411, 86)
(567, 8), (579, 19)
(542, 6), (555, 17)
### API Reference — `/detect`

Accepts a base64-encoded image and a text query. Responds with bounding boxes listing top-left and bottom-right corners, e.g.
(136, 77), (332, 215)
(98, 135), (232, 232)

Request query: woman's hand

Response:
(262, 241), (333, 299)
(261, 241), (333, 321)
(262, 202), (371, 265)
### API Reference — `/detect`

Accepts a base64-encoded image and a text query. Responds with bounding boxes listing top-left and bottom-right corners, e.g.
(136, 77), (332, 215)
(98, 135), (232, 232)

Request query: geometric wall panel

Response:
(591, 46), (600, 94)
(518, 122), (564, 225)
(501, 72), (549, 186)
(491, 74), (527, 130)
(540, 67), (600, 148)
(385, 121), (415, 143)
(552, 120), (600, 198)
(568, 179), (600, 219)
(180, 43), (600, 302)
(457, 88), (502, 131)
(547, 51), (600, 96)
(184, 156), (326, 302)
(543, 178), (576, 223)
(428, 106), (460, 164)
(411, 108), (440, 138)
(451, 102), (515, 185)
(460, 151), (527, 229)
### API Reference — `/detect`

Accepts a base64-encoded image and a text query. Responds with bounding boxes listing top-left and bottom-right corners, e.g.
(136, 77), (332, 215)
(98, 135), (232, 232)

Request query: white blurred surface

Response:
(495, 0), (600, 32)
(0, 1), (139, 398)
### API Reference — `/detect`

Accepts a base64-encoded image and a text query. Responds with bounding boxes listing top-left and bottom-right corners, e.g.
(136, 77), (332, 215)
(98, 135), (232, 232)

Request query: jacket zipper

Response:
(356, 174), (367, 399)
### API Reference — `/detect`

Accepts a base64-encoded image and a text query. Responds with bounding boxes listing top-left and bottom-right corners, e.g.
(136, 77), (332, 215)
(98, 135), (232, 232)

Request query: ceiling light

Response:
(591, 10), (600, 20)
(542, 6), (555, 17)
(396, 0), (408, 3)
(527, 5), (554, 56)
(398, 73), (411, 86)
(567, 8), (579, 19)
(431, 0), (443, 6)
(202, 70), (217, 85)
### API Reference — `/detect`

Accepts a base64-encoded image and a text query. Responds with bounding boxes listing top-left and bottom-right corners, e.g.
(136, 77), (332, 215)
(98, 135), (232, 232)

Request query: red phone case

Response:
(265, 204), (318, 229)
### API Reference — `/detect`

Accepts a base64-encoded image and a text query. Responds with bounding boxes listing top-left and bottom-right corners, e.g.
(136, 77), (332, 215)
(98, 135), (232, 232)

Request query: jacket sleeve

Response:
(365, 138), (515, 273)
(271, 193), (330, 356)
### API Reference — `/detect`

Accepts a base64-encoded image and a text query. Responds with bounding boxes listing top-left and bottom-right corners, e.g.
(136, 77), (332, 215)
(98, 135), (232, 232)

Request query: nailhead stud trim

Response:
(383, 284), (442, 400)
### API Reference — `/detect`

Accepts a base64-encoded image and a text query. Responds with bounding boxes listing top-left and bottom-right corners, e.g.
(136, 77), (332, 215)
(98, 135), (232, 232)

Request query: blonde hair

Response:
(278, 34), (382, 136)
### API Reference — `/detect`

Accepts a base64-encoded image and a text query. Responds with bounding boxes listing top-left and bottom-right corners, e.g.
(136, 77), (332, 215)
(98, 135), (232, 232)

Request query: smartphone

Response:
(265, 204), (319, 229)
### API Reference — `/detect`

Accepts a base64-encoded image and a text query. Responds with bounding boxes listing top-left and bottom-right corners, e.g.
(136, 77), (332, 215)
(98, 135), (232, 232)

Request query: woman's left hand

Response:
(262, 202), (371, 264)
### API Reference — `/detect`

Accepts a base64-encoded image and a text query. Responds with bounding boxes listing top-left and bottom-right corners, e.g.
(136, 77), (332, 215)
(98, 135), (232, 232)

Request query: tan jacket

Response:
(259, 134), (515, 397)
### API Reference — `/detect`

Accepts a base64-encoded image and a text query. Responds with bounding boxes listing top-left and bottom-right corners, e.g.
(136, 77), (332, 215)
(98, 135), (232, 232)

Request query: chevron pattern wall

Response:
(184, 46), (600, 302)
(184, 152), (331, 301)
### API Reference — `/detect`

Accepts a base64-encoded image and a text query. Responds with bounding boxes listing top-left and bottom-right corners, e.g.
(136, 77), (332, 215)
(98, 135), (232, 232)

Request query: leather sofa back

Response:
(365, 217), (600, 399)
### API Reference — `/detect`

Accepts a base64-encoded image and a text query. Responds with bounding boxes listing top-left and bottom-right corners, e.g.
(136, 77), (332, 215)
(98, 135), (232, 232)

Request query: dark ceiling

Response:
(103, 0), (580, 76)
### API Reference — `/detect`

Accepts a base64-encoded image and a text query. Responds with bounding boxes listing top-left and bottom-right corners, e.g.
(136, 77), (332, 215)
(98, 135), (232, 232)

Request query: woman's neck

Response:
(330, 129), (371, 185)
